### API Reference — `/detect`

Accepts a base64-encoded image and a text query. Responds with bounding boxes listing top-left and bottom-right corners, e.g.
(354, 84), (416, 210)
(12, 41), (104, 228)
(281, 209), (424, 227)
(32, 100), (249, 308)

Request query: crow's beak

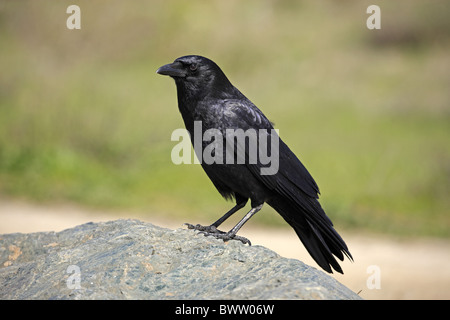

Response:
(156, 62), (186, 77)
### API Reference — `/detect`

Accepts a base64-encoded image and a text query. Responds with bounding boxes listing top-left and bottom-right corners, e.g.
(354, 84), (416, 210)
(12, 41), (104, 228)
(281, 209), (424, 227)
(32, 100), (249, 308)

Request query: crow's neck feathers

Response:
(174, 67), (237, 123)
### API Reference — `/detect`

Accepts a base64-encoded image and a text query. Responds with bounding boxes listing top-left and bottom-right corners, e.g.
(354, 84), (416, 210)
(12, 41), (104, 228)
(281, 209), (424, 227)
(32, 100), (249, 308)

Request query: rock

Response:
(0, 219), (361, 300)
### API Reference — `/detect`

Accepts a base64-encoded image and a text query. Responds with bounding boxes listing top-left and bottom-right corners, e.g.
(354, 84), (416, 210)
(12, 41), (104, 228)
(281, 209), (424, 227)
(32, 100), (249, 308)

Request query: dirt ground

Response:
(1, 200), (449, 300)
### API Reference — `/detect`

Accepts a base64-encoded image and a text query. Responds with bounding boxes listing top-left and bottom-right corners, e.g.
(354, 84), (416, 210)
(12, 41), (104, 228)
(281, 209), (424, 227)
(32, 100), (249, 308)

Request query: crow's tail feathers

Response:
(269, 198), (353, 274)
(293, 218), (353, 274)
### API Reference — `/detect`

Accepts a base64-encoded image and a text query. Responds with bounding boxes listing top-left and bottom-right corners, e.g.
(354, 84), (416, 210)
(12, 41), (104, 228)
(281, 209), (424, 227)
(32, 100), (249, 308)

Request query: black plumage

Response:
(157, 55), (352, 274)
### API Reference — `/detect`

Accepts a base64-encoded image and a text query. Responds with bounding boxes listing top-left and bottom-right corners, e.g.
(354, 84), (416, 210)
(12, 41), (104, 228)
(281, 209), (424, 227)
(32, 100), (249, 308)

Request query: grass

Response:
(0, 0), (449, 237)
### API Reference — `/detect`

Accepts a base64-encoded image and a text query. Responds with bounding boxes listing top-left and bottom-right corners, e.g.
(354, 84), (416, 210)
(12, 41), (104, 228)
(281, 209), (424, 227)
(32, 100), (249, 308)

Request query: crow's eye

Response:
(189, 63), (198, 71)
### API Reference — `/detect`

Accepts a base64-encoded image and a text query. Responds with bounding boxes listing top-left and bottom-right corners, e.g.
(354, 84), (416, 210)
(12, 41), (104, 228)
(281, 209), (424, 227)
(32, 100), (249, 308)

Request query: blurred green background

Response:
(0, 0), (449, 237)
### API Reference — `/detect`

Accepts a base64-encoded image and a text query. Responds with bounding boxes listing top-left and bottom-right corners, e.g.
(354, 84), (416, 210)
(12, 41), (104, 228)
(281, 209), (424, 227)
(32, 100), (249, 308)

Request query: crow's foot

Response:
(184, 223), (251, 245)
(184, 223), (224, 234)
(206, 232), (252, 246)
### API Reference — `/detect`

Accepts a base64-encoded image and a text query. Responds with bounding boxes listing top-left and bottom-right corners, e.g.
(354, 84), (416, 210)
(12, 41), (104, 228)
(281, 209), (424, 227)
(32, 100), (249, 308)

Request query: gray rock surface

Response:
(0, 219), (361, 299)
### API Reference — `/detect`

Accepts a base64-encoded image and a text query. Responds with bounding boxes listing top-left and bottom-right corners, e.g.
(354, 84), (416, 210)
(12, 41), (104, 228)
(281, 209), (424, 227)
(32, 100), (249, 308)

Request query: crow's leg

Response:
(209, 204), (263, 245)
(185, 197), (247, 232)
(188, 203), (263, 246)
(185, 196), (249, 239)
(211, 196), (248, 228)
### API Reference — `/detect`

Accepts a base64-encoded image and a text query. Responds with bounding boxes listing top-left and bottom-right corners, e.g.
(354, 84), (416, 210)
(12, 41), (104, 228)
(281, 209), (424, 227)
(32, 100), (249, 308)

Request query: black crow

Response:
(156, 55), (352, 273)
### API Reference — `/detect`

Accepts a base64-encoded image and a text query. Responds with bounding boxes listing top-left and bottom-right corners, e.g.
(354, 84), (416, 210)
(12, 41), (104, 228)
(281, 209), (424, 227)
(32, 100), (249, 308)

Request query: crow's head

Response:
(157, 55), (233, 99)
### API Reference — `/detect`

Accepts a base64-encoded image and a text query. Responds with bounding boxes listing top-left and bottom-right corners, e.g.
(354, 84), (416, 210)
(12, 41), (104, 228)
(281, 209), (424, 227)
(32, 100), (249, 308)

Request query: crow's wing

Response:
(221, 99), (321, 200)
(222, 99), (352, 270)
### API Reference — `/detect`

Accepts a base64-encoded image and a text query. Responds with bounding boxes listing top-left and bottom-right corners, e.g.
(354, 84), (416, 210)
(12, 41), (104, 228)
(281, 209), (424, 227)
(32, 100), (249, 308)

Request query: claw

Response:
(185, 222), (251, 245)
(184, 223), (223, 234)
(214, 232), (251, 245)
(184, 223), (203, 230)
